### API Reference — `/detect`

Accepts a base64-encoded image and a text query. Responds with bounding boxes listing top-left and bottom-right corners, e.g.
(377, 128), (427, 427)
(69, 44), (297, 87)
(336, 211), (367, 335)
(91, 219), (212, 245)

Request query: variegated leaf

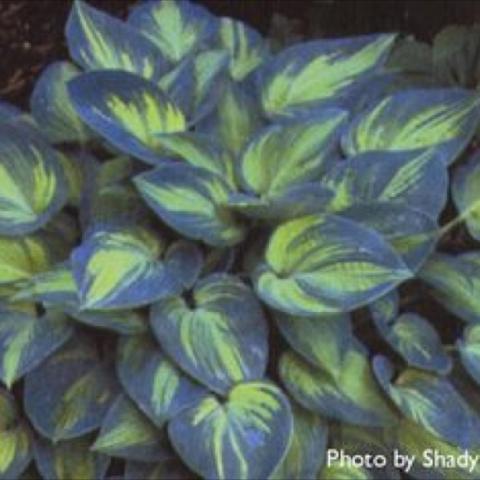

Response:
(373, 356), (480, 449)
(343, 88), (480, 164)
(66, 0), (168, 80)
(116, 335), (206, 428)
(259, 34), (396, 118)
(24, 338), (117, 441)
(71, 224), (182, 310)
(128, 0), (218, 63)
(30, 61), (91, 144)
(92, 394), (171, 462)
(419, 252), (480, 323)
(0, 310), (73, 388)
(134, 163), (246, 247)
(151, 274), (268, 394)
(0, 124), (67, 235)
(255, 214), (411, 316)
(280, 344), (397, 427)
(168, 381), (293, 480)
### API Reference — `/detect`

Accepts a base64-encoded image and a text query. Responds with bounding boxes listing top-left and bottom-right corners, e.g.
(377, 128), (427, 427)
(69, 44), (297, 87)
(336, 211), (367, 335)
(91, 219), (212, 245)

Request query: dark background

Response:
(1, 0), (480, 108)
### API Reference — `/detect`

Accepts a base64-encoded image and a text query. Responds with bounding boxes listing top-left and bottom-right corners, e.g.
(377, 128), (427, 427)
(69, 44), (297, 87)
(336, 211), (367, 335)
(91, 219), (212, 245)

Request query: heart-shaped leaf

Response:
(134, 163), (246, 247)
(255, 214), (411, 316)
(68, 70), (187, 165)
(343, 88), (480, 164)
(324, 149), (448, 218)
(24, 338), (117, 441)
(373, 356), (480, 448)
(92, 394), (171, 462)
(116, 335), (206, 428)
(30, 61), (92, 144)
(66, 1), (168, 80)
(0, 124), (67, 235)
(419, 252), (480, 323)
(71, 224), (182, 310)
(259, 34), (396, 118)
(151, 274), (268, 394)
(0, 309), (73, 388)
(280, 345), (397, 427)
(373, 312), (451, 374)
(168, 381), (293, 480)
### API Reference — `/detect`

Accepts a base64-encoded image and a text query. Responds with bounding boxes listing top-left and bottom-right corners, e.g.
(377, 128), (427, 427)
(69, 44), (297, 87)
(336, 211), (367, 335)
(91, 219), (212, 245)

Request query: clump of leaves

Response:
(1, 2), (480, 479)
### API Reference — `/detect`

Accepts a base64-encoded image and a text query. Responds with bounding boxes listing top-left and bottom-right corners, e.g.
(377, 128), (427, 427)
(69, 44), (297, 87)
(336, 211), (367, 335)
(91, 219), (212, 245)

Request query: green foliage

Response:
(1, 2), (480, 478)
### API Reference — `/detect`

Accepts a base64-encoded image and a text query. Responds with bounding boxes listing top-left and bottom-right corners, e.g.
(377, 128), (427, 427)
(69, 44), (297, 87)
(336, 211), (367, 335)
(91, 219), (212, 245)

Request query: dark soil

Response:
(1, 0), (480, 108)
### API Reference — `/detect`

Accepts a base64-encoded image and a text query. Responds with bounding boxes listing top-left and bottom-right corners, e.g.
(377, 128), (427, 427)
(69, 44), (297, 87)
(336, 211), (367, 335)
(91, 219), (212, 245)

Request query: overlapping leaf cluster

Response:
(1, 2), (480, 479)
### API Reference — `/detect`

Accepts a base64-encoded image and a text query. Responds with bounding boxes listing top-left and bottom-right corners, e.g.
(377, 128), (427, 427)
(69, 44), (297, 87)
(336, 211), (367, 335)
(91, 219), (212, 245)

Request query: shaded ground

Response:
(1, 0), (480, 107)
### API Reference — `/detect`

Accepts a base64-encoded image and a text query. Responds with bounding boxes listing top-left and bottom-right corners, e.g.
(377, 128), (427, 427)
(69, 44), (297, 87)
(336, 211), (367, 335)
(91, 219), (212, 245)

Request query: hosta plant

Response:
(2, 2), (480, 479)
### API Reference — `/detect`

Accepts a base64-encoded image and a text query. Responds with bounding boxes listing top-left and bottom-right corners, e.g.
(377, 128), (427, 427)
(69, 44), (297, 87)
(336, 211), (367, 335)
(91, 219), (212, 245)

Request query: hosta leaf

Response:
(0, 124), (67, 235)
(271, 404), (328, 480)
(0, 388), (32, 480)
(71, 224), (182, 310)
(68, 70), (188, 165)
(259, 34), (396, 118)
(0, 310), (73, 388)
(419, 252), (480, 323)
(24, 338), (117, 441)
(373, 356), (480, 448)
(275, 312), (352, 377)
(92, 394), (171, 462)
(452, 151), (480, 241)
(237, 109), (347, 198)
(125, 459), (195, 480)
(324, 149), (448, 218)
(218, 17), (268, 81)
(0, 102), (22, 122)
(279, 345), (397, 427)
(168, 381), (293, 480)
(66, 0), (167, 80)
(200, 80), (262, 156)
(134, 163), (246, 247)
(343, 88), (480, 164)
(0, 235), (50, 286)
(396, 419), (480, 480)
(373, 312), (451, 374)
(16, 263), (149, 335)
(117, 335), (206, 428)
(30, 62), (91, 144)
(255, 214), (411, 316)
(34, 435), (110, 480)
(339, 203), (437, 272)
(458, 324), (480, 387)
(433, 25), (480, 89)
(151, 274), (268, 394)
(128, 0), (218, 63)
